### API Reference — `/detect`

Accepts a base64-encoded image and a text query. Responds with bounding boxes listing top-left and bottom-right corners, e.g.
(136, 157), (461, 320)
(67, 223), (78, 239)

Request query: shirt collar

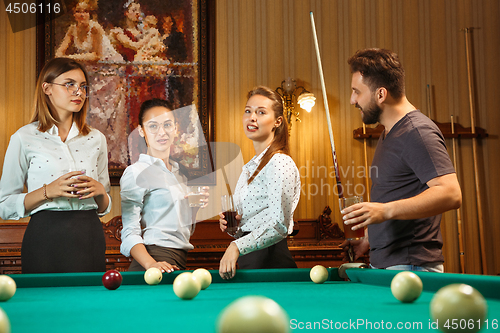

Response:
(46, 122), (80, 141)
(138, 154), (179, 173)
(244, 145), (270, 171)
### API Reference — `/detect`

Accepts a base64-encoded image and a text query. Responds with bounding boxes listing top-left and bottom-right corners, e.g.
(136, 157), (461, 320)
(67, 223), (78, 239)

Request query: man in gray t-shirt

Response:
(340, 48), (462, 272)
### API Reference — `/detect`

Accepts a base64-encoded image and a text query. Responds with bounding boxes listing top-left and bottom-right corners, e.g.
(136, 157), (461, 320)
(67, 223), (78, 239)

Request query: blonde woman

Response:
(0, 58), (111, 273)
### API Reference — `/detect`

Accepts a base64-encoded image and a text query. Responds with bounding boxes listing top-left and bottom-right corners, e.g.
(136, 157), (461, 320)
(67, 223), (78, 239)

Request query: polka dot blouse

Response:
(232, 147), (301, 256)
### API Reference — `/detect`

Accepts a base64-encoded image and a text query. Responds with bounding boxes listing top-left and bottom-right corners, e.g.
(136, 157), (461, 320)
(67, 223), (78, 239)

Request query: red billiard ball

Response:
(102, 270), (122, 290)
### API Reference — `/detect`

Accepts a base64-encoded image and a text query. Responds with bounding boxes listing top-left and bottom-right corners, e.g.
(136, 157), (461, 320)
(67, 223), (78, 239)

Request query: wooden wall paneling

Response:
(482, 0), (500, 276)
(472, 0), (496, 274)
(0, 5), (36, 224)
(433, 0), (461, 273)
(460, 1), (488, 273)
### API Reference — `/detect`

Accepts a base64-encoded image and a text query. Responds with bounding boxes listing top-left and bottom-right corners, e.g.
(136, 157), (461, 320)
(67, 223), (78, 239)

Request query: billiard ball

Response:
(144, 267), (163, 285)
(391, 271), (423, 303)
(102, 270), (122, 290)
(430, 284), (487, 333)
(217, 296), (289, 333)
(173, 272), (201, 300)
(0, 307), (11, 333)
(310, 265), (329, 284)
(0, 276), (16, 302)
(192, 268), (212, 290)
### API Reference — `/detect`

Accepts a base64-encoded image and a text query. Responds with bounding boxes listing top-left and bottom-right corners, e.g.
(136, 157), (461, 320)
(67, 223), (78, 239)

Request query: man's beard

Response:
(358, 99), (382, 125)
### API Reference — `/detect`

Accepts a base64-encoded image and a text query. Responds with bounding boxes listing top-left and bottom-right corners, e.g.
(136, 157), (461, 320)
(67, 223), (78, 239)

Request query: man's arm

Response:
(343, 173), (462, 229)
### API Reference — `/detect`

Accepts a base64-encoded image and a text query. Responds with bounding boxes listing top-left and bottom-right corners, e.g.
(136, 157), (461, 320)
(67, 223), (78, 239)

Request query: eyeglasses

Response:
(51, 82), (89, 98)
(145, 121), (175, 134)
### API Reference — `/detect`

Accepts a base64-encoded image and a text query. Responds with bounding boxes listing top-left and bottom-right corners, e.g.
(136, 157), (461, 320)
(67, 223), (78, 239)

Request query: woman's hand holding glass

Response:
(71, 174), (107, 200)
(220, 195), (241, 237)
(218, 212), (242, 237)
(44, 170), (88, 199)
(184, 186), (210, 209)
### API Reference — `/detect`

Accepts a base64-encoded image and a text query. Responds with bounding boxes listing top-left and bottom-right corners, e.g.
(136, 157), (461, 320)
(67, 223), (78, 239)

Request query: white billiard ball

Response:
(310, 265), (329, 284)
(144, 267), (163, 285)
(430, 284), (487, 333)
(173, 272), (201, 300)
(0, 307), (11, 333)
(0, 275), (16, 302)
(217, 296), (289, 333)
(192, 268), (212, 290)
(391, 271), (423, 303)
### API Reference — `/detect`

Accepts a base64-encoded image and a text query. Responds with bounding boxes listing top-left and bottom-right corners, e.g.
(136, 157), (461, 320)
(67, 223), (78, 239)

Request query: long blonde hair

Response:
(30, 57), (91, 135)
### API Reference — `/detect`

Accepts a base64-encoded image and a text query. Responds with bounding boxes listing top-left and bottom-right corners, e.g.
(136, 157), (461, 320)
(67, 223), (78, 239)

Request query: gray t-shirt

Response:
(368, 110), (456, 268)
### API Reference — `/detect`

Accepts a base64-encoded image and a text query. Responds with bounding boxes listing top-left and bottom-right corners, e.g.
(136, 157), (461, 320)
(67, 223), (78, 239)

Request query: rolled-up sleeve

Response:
(0, 133), (29, 220)
(120, 167), (147, 257)
(234, 155), (301, 255)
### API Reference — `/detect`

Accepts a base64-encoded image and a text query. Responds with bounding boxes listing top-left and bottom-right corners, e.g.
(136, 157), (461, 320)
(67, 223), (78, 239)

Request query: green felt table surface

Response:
(1, 268), (499, 332)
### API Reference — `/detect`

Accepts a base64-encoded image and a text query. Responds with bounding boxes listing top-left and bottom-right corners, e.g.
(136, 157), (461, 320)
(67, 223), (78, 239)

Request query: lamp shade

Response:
(297, 93), (316, 112)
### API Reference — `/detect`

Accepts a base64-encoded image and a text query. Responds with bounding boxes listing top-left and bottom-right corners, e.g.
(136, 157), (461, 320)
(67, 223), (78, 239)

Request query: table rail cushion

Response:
(347, 268), (500, 300)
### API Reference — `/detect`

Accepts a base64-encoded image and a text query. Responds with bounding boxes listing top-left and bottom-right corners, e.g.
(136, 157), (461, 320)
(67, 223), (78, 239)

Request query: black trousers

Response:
(128, 245), (188, 271)
(22, 210), (106, 274)
(237, 238), (297, 269)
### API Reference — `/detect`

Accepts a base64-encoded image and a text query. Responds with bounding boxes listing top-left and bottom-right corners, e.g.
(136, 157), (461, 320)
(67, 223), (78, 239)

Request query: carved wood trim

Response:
(318, 206), (345, 240)
(102, 216), (123, 242)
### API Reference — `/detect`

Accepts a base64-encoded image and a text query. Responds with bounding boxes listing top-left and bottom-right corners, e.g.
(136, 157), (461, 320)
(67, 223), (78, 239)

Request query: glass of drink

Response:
(62, 168), (86, 195)
(339, 195), (365, 240)
(221, 194), (239, 236)
(187, 186), (205, 207)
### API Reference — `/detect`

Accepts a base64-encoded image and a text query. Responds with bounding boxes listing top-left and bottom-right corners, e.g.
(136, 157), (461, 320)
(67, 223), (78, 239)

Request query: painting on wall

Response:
(37, 0), (215, 185)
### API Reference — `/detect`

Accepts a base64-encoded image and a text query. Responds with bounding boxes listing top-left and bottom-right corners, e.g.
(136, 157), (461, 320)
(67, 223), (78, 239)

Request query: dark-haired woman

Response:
(218, 86), (301, 279)
(0, 57), (111, 273)
(120, 99), (208, 273)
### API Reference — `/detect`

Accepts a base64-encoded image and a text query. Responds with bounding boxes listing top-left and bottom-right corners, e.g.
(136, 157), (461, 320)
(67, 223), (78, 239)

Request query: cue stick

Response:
(207, 142), (233, 202)
(451, 115), (466, 273)
(222, 166), (233, 197)
(363, 124), (370, 202)
(309, 12), (343, 199)
(310, 12), (355, 262)
(463, 27), (487, 274)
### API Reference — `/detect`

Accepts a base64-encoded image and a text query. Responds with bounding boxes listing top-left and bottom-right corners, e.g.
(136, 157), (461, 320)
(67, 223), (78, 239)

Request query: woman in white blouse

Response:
(218, 86), (301, 279)
(0, 57), (112, 273)
(120, 99), (208, 273)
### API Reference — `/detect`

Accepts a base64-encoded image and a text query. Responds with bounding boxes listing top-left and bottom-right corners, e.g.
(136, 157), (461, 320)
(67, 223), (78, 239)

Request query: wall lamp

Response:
(276, 78), (316, 129)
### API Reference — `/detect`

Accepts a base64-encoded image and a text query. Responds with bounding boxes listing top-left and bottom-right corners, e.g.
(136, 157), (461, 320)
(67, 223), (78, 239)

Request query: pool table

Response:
(1, 268), (499, 332)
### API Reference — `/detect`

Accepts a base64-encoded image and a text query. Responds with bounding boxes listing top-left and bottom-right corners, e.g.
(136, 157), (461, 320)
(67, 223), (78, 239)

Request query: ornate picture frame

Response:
(36, 0), (215, 185)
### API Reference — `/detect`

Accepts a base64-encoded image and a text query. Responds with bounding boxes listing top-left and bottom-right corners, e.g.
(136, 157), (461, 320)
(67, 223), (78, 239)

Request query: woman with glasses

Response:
(0, 57), (111, 273)
(120, 99), (208, 273)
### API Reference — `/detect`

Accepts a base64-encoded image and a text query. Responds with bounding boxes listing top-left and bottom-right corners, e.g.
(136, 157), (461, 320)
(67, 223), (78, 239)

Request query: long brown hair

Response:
(246, 86), (289, 184)
(30, 57), (91, 135)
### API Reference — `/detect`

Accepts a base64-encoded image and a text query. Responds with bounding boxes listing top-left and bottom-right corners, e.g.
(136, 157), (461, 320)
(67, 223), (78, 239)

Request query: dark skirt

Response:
(127, 245), (188, 271)
(237, 238), (297, 269)
(22, 210), (106, 274)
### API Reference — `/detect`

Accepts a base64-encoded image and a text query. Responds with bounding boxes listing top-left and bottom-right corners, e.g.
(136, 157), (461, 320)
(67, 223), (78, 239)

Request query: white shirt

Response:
(0, 122), (112, 220)
(120, 154), (194, 257)
(233, 148), (301, 255)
